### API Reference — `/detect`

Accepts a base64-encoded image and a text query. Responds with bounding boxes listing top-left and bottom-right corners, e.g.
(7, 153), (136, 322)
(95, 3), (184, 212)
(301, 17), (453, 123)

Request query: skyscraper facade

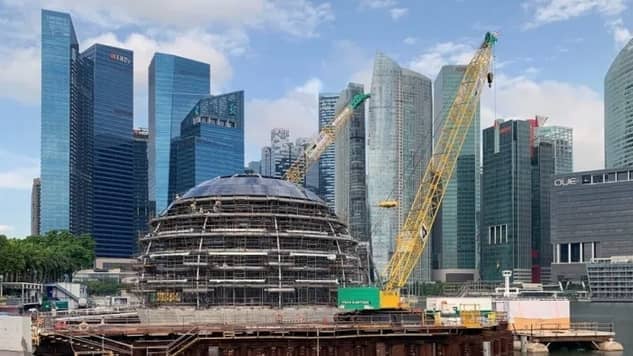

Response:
(605, 39), (633, 168)
(149, 53), (210, 213)
(535, 124), (573, 174)
(41, 9), (93, 235)
(41, 10), (136, 257)
(335, 83), (369, 243)
(270, 128), (291, 178)
(82, 44), (135, 257)
(318, 93), (340, 210)
(133, 128), (150, 242)
(480, 119), (534, 281)
(31, 178), (41, 236)
(169, 91), (244, 199)
(431, 65), (480, 282)
(261, 147), (273, 176)
(247, 161), (261, 174)
(367, 53), (433, 282)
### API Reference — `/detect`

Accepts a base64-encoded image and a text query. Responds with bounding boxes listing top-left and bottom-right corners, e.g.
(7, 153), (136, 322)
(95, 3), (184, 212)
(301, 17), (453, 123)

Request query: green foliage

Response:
(84, 279), (121, 296)
(0, 230), (95, 283)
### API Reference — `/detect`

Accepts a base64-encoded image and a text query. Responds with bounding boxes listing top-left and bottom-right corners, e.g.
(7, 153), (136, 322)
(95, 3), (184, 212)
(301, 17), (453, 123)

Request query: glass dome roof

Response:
(180, 174), (323, 202)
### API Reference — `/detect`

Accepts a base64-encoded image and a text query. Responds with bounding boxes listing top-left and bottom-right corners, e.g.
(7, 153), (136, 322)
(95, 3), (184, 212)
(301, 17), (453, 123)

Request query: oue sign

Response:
(554, 177), (577, 186)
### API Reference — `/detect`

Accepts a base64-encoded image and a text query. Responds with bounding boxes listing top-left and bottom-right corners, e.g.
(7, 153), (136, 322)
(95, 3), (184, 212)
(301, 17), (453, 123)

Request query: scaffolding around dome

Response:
(136, 174), (369, 308)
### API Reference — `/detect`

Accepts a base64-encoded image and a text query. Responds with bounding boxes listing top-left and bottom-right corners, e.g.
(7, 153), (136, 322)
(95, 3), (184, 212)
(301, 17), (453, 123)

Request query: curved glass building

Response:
(367, 53), (433, 282)
(605, 39), (633, 168)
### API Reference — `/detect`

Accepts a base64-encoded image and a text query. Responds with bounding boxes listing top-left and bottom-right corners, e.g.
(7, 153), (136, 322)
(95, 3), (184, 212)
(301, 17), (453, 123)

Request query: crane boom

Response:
(382, 32), (497, 292)
(284, 93), (370, 184)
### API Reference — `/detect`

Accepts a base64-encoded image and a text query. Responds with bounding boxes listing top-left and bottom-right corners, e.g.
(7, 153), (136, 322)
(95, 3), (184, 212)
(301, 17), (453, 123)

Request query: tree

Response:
(0, 231), (95, 283)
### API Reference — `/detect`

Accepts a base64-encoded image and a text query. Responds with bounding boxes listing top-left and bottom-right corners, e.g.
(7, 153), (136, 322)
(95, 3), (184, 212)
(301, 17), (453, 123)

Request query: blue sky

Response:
(0, 0), (631, 237)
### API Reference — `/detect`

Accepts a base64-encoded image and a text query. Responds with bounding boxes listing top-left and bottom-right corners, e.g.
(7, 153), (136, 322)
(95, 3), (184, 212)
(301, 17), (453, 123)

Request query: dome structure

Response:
(137, 174), (369, 307)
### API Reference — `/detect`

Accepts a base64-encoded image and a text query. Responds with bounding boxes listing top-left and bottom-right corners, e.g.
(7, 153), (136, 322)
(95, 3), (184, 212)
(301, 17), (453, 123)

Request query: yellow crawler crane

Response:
(337, 32), (497, 311)
(283, 93), (370, 185)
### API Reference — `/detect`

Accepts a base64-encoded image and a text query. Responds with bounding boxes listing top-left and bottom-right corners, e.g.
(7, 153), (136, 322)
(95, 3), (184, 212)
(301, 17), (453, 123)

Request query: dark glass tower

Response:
(133, 128), (150, 245)
(82, 44), (134, 257)
(149, 53), (210, 214)
(168, 91), (244, 199)
(318, 93), (339, 209)
(480, 120), (533, 281)
(41, 10), (135, 257)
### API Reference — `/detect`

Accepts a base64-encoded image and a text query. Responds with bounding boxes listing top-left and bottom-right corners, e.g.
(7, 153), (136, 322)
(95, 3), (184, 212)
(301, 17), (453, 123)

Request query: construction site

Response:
(17, 32), (524, 355)
(137, 174), (369, 308)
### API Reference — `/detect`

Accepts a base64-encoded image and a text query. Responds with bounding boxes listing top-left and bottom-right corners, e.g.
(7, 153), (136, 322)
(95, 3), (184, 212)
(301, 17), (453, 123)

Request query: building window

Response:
(571, 242), (581, 262)
(592, 174), (603, 184)
(617, 171), (628, 182)
(606, 172), (616, 182)
(582, 175), (591, 184)
(488, 224), (508, 244)
(560, 243), (569, 263)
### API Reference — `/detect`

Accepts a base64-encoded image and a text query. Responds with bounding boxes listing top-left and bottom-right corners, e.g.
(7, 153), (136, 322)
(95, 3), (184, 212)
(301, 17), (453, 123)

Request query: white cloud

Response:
(0, 150), (39, 190)
(408, 42), (475, 78)
(0, 46), (40, 104)
(0, 225), (14, 234)
(403, 37), (417, 45)
(481, 73), (604, 171)
(359, 0), (397, 9)
(608, 18), (633, 49)
(389, 7), (408, 20)
(245, 78), (322, 161)
(523, 0), (626, 28)
(0, 0), (333, 105)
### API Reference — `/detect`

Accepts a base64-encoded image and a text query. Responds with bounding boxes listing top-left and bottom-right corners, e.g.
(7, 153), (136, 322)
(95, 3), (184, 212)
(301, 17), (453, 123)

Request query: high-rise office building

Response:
(335, 83), (369, 243)
(480, 117), (564, 282)
(367, 52), (433, 282)
(535, 123), (573, 174)
(82, 44), (135, 257)
(605, 39), (633, 168)
(270, 128), (291, 178)
(247, 161), (261, 174)
(261, 147), (273, 176)
(133, 128), (150, 242)
(431, 65), (480, 282)
(31, 178), (41, 236)
(318, 93), (340, 210)
(169, 91), (244, 199)
(41, 10), (135, 257)
(41, 9), (93, 235)
(481, 119), (533, 281)
(149, 53), (210, 213)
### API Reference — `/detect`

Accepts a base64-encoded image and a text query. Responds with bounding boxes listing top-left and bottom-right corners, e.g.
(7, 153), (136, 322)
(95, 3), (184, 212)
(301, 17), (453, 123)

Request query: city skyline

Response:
(1, 1), (631, 237)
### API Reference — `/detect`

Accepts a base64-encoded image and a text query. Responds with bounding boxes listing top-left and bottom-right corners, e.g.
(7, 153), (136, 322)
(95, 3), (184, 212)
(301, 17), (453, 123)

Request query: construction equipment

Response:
(283, 93), (370, 184)
(338, 32), (497, 310)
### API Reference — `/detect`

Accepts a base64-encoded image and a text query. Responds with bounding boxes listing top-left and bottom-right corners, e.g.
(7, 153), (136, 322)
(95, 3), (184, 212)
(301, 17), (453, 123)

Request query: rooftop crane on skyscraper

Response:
(338, 32), (498, 311)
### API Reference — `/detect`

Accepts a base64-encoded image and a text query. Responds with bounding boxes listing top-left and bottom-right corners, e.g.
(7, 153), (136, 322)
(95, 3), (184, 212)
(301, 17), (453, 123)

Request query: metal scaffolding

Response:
(136, 175), (369, 308)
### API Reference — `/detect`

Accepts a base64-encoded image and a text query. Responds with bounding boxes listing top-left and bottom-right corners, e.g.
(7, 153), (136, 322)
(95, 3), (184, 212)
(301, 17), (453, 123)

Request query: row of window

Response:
(487, 224), (508, 244)
(581, 170), (633, 184)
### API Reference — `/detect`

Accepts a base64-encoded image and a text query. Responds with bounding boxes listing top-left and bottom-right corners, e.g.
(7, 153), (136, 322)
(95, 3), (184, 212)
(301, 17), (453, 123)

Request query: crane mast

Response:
(284, 93), (370, 184)
(382, 32), (497, 292)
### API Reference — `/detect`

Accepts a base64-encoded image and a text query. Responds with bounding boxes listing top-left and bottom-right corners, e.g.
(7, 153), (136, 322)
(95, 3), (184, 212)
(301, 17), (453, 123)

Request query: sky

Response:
(0, 0), (631, 238)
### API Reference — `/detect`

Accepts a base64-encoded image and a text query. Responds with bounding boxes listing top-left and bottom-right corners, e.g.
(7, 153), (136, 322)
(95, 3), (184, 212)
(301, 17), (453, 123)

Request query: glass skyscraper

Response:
(133, 128), (150, 242)
(168, 91), (244, 199)
(431, 65), (480, 282)
(41, 9), (92, 235)
(535, 124), (573, 174)
(149, 53), (210, 213)
(335, 83), (369, 243)
(82, 44), (134, 257)
(605, 39), (633, 168)
(367, 52), (433, 283)
(41, 10), (136, 257)
(318, 93), (340, 210)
